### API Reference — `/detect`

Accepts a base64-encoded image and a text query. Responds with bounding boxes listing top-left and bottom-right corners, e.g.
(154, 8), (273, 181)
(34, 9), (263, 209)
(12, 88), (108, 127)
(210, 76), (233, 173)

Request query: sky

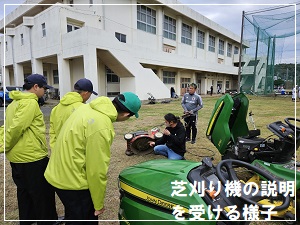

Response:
(0, 0), (298, 63)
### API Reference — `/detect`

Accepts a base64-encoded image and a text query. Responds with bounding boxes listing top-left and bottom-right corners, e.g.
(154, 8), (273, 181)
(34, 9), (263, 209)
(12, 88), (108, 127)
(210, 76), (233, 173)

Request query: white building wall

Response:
(0, 0), (243, 99)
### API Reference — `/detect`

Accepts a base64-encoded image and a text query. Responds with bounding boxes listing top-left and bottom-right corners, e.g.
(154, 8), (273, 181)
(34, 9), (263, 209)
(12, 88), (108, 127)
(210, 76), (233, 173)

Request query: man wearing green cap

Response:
(45, 92), (141, 223)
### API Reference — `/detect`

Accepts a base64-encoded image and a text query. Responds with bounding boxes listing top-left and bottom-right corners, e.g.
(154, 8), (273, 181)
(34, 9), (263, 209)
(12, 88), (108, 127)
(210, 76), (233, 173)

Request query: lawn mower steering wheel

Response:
(216, 159), (290, 211)
(284, 117), (300, 132)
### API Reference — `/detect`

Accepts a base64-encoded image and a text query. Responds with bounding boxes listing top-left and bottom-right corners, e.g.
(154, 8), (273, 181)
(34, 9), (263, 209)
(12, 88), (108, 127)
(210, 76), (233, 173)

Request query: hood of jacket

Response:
(9, 91), (38, 101)
(59, 92), (83, 106)
(89, 96), (118, 122)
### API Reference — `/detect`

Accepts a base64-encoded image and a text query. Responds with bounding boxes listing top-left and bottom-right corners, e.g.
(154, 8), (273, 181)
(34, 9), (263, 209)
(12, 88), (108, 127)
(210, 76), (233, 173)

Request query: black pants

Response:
(184, 115), (197, 141)
(55, 189), (98, 225)
(10, 157), (57, 225)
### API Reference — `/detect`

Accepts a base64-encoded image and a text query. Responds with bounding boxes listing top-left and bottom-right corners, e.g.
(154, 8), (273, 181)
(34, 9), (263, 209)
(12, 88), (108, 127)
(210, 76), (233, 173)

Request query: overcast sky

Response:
(0, 0), (298, 63)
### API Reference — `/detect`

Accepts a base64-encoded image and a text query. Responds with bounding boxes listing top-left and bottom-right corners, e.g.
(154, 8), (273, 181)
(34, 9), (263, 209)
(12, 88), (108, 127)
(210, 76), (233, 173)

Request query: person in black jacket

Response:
(149, 113), (186, 160)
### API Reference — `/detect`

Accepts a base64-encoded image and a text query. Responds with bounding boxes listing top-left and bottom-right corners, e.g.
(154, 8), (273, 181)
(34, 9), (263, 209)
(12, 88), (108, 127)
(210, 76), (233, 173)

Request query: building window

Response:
(234, 46), (239, 54)
(42, 23), (46, 37)
(115, 32), (126, 43)
(163, 71), (176, 84)
(106, 67), (120, 83)
(163, 15), (176, 40)
(209, 35), (215, 52)
(181, 23), (192, 45)
(181, 78), (191, 91)
(137, 4), (156, 34)
(20, 34), (24, 45)
(53, 70), (59, 84)
(227, 43), (232, 57)
(226, 80), (230, 89)
(197, 30), (205, 49)
(67, 23), (81, 32)
(219, 39), (224, 55)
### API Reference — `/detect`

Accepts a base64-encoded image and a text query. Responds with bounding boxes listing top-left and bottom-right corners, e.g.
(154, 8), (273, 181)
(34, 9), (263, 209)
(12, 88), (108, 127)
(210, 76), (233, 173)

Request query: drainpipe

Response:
(102, 0), (105, 30)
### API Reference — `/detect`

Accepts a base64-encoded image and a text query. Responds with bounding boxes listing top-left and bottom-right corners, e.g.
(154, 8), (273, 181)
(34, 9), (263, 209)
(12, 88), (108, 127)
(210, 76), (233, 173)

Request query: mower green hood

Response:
(119, 159), (215, 220)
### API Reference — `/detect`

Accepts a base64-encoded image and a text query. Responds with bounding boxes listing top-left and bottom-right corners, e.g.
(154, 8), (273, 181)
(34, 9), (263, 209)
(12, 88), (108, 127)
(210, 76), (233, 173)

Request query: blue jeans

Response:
(154, 144), (183, 160)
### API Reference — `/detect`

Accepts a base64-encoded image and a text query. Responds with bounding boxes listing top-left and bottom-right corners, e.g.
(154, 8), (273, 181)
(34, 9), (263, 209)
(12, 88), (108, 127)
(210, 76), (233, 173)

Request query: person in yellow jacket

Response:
(45, 92), (141, 223)
(49, 78), (98, 150)
(5, 74), (57, 224)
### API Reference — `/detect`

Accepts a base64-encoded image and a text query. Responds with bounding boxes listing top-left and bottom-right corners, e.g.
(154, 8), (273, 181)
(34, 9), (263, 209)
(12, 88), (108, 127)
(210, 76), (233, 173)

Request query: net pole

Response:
(238, 11), (245, 93)
(253, 27), (260, 92)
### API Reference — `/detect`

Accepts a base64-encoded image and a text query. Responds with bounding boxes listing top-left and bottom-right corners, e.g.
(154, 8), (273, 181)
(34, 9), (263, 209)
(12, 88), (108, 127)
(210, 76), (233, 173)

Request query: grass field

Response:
(1, 94), (299, 225)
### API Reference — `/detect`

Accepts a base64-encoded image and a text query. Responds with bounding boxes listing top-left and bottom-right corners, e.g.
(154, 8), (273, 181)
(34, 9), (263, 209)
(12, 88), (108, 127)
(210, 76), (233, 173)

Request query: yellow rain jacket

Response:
(5, 91), (48, 162)
(45, 96), (117, 211)
(49, 92), (83, 150)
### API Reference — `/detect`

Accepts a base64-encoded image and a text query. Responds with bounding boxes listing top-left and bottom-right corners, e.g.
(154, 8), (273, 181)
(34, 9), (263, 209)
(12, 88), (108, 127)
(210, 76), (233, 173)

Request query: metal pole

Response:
(238, 11), (245, 93)
(253, 27), (260, 93)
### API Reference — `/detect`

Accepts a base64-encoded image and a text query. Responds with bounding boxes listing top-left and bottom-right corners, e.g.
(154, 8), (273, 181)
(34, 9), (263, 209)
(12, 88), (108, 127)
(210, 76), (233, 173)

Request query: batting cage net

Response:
(240, 4), (300, 95)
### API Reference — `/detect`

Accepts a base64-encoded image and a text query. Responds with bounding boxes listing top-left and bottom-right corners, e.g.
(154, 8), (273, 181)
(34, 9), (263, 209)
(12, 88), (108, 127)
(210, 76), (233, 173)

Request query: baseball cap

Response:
(74, 78), (98, 95)
(117, 92), (141, 118)
(25, 74), (53, 89)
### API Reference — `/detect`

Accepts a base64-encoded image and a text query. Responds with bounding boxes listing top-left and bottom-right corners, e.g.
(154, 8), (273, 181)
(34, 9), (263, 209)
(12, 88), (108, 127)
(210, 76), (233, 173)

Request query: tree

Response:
(273, 79), (284, 87)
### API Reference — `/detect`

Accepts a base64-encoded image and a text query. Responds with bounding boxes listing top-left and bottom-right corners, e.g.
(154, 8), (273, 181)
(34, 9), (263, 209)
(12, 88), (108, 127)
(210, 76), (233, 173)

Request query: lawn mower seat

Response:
(206, 93), (250, 155)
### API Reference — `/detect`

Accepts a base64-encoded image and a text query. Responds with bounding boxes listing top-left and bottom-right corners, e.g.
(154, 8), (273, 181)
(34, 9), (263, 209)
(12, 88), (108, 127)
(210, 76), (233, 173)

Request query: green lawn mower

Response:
(206, 93), (299, 222)
(118, 93), (297, 224)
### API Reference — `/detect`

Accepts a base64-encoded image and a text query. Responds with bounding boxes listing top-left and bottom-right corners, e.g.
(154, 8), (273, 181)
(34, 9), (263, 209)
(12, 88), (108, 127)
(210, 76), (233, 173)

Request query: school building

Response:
(0, 0), (243, 100)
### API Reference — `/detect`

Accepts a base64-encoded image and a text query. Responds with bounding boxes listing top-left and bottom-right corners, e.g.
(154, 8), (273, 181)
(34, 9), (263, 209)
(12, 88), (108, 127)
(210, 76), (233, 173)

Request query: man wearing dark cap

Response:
(4, 74), (58, 223)
(45, 92), (141, 223)
(49, 78), (98, 150)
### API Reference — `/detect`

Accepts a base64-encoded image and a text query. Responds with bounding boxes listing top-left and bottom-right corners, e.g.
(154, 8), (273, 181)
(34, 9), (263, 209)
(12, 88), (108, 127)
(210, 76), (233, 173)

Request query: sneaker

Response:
(191, 140), (196, 144)
(125, 150), (134, 156)
(186, 138), (191, 142)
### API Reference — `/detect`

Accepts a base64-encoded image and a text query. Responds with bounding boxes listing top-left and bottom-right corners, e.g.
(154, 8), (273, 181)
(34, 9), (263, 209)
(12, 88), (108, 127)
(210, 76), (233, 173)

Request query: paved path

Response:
(0, 99), (59, 126)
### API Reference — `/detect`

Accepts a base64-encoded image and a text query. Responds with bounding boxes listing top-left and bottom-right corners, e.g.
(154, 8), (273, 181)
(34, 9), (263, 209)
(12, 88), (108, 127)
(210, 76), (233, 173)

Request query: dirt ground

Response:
(1, 95), (298, 225)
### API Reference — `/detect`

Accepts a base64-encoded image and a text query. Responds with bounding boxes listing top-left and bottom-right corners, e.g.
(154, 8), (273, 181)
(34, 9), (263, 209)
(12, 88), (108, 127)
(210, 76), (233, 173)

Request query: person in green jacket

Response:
(44, 92), (141, 224)
(5, 74), (57, 224)
(49, 78), (98, 150)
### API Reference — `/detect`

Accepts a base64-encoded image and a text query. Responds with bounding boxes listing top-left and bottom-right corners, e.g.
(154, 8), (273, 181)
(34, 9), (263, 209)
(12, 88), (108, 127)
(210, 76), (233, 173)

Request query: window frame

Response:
(227, 43), (232, 57)
(197, 30), (205, 49)
(218, 39), (224, 55)
(106, 66), (120, 83)
(234, 46), (239, 54)
(137, 4), (156, 34)
(163, 71), (176, 84)
(209, 35), (215, 52)
(53, 69), (59, 84)
(67, 23), (81, 33)
(226, 80), (230, 89)
(115, 32), (126, 43)
(163, 15), (176, 40)
(181, 23), (192, 45)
